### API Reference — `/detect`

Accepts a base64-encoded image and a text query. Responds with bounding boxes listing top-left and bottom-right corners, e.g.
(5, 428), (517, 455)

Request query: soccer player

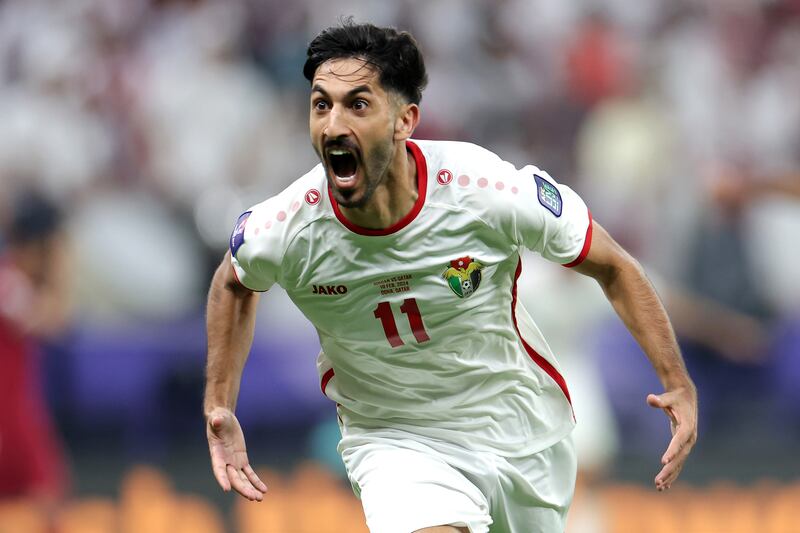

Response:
(204, 21), (698, 533)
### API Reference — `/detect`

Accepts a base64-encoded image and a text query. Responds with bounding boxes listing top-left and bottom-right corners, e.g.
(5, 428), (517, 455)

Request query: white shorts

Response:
(340, 432), (577, 533)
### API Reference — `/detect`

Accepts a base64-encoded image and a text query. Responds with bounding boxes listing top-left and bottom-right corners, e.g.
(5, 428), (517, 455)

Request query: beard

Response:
(324, 134), (395, 209)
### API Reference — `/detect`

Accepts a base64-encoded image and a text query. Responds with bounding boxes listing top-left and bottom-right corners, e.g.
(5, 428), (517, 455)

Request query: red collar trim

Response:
(329, 140), (427, 236)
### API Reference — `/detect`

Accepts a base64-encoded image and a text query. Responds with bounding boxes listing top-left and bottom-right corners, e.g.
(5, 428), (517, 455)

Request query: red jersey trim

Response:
(321, 368), (335, 397)
(511, 258), (573, 411)
(563, 209), (593, 268)
(329, 140), (428, 236)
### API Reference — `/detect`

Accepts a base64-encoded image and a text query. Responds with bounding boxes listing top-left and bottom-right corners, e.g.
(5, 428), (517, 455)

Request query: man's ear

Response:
(394, 102), (420, 141)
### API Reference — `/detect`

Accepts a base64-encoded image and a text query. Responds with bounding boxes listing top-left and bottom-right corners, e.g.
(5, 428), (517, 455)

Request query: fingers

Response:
(210, 445), (265, 500)
(244, 464), (268, 493)
(209, 444), (232, 492)
(654, 455), (684, 491)
(655, 431), (692, 490)
(661, 426), (690, 465)
(647, 388), (698, 491)
(212, 462), (232, 492)
(205, 409), (265, 500)
(227, 464), (265, 502)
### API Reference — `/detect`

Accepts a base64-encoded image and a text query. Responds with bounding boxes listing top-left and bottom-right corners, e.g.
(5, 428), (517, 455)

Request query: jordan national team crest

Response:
(442, 256), (484, 298)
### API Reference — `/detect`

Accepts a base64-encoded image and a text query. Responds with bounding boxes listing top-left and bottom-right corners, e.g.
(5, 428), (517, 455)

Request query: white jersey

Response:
(230, 140), (592, 457)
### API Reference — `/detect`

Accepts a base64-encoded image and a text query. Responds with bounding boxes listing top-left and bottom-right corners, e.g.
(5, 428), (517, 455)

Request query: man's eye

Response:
(314, 100), (329, 111)
(353, 99), (368, 111)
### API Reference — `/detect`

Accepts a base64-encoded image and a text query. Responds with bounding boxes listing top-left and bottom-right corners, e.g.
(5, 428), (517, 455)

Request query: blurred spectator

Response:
(0, 190), (71, 518)
(0, 1), (114, 199)
(713, 167), (800, 436)
(564, 12), (632, 109)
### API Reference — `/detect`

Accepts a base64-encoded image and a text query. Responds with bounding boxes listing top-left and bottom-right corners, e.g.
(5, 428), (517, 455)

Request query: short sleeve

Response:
(228, 207), (281, 291)
(491, 163), (592, 266)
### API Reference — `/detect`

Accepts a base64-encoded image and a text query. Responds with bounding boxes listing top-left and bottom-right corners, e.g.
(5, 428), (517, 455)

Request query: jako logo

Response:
(312, 284), (348, 295)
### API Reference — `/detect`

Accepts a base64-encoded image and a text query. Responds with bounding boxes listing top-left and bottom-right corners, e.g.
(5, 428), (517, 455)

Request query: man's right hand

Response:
(206, 407), (267, 501)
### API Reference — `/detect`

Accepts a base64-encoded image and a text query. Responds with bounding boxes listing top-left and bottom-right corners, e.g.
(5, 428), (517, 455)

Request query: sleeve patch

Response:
(230, 211), (251, 257)
(535, 174), (562, 217)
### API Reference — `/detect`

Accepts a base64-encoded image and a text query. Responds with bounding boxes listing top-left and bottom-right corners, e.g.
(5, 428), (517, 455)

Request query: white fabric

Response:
(231, 139), (591, 457)
(340, 431), (577, 533)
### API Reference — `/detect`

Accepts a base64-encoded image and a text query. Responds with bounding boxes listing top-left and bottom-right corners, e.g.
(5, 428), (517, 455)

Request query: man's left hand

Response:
(647, 386), (698, 491)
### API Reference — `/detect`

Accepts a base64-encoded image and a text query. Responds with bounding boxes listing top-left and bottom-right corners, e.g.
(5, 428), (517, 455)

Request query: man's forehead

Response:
(312, 57), (382, 90)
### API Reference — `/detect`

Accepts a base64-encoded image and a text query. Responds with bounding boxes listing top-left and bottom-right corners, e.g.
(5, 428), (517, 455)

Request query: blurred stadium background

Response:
(1, 0), (799, 531)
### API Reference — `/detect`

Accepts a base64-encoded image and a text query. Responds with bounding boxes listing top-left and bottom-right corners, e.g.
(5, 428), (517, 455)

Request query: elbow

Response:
(598, 250), (641, 290)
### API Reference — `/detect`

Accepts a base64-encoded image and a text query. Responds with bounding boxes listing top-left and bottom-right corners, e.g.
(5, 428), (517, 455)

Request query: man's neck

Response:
(339, 143), (418, 230)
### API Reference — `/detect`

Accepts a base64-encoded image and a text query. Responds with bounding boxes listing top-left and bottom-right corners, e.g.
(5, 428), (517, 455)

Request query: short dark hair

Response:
(303, 19), (428, 105)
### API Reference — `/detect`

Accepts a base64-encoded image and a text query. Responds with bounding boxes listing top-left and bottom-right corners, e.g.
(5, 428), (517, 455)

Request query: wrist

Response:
(204, 404), (235, 421)
(662, 378), (696, 396)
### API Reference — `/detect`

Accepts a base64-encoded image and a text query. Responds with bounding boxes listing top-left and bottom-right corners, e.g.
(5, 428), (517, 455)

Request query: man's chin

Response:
(328, 174), (369, 208)
(332, 188), (369, 209)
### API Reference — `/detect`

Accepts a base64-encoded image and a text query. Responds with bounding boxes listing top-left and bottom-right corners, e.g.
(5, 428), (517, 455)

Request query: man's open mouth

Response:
(327, 148), (359, 185)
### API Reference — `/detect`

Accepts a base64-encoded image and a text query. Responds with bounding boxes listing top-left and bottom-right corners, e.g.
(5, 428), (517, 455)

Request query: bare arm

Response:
(204, 250), (260, 414)
(573, 221), (698, 491)
(204, 251), (267, 500)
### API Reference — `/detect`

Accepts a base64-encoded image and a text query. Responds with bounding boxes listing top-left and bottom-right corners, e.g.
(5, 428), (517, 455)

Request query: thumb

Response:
(648, 392), (678, 429)
(209, 412), (229, 434)
(647, 393), (666, 409)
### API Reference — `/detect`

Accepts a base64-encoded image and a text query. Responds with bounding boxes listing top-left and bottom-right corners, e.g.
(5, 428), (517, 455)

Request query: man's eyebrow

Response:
(346, 85), (372, 97)
(311, 84), (373, 98)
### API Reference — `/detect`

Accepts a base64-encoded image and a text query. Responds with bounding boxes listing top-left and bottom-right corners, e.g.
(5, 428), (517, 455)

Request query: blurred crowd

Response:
(1, 0), (799, 516)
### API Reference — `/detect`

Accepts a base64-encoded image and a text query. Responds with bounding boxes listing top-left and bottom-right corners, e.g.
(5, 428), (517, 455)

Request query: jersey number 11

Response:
(373, 299), (431, 347)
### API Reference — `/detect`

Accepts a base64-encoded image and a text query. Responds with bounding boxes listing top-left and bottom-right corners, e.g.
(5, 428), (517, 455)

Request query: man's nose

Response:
(324, 107), (350, 139)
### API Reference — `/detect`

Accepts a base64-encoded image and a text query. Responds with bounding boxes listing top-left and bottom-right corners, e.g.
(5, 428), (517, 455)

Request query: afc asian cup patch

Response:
(442, 256), (484, 298)
(230, 211), (251, 257)
(534, 174), (562, 217)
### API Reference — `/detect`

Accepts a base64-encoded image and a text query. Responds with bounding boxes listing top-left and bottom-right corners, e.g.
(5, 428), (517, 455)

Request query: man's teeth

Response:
(329, 149), (350, 155)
